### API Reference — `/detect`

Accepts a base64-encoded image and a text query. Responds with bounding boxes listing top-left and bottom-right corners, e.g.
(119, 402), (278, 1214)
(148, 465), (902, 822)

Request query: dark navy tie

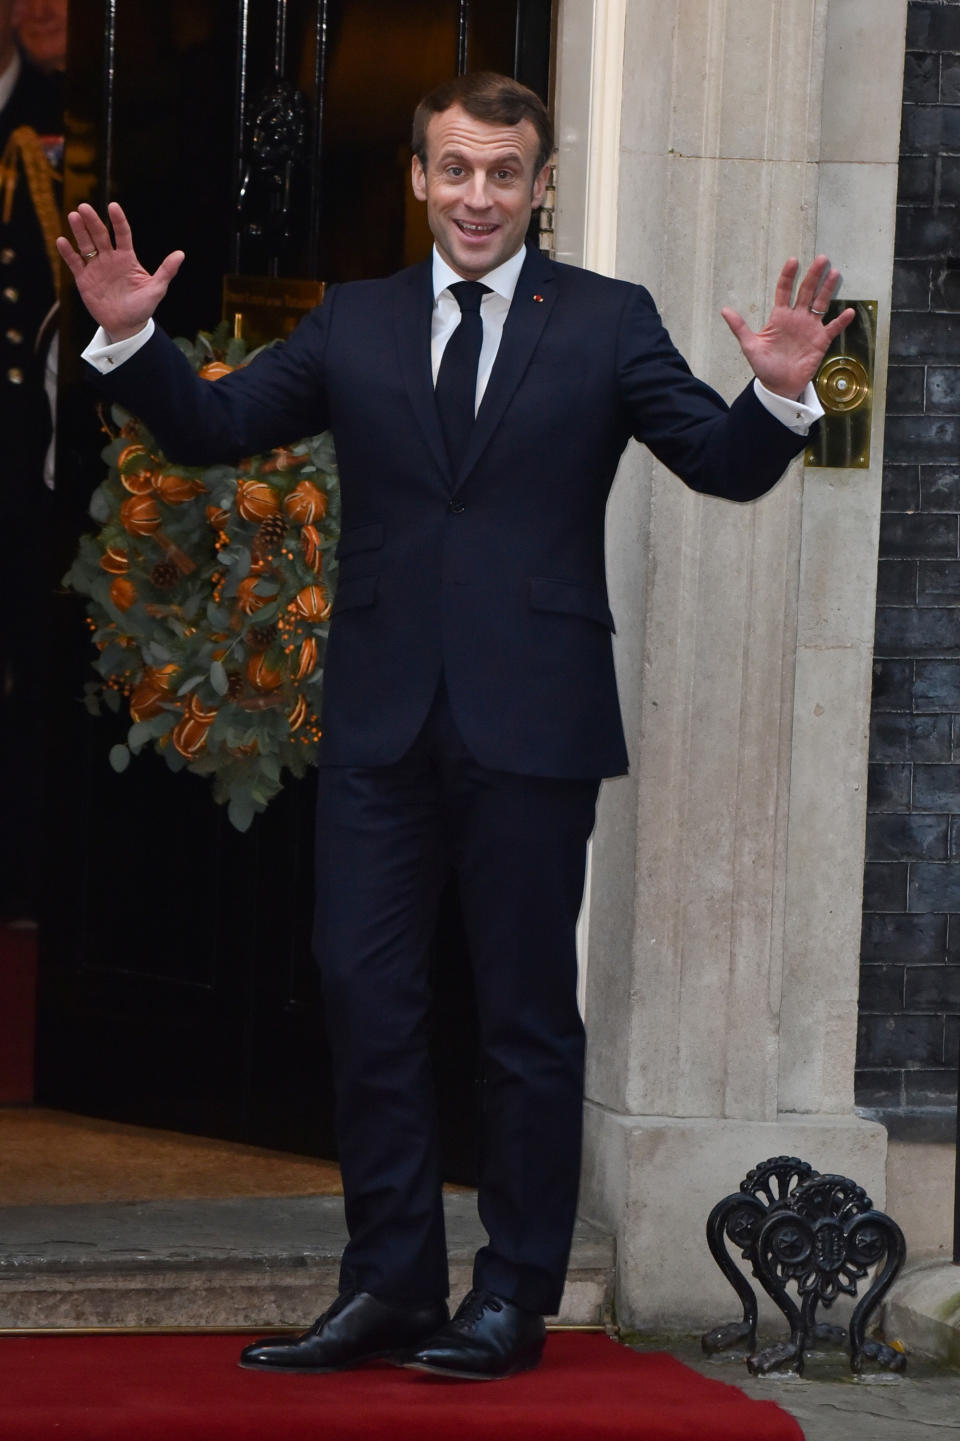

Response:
(435, 280), (491, 470)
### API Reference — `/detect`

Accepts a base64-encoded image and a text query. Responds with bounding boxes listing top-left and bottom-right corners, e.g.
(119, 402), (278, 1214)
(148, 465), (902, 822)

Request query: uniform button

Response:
(6, 367), (23, 384)
(448, 499), (465, 514)
(5, 328), (22, 344)
(0, 248), (13, 264)
(2, 286), (18, 303)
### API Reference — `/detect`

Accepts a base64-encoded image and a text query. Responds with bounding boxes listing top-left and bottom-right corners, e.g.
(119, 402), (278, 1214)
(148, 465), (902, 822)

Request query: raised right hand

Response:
(56, 201), (185, 342)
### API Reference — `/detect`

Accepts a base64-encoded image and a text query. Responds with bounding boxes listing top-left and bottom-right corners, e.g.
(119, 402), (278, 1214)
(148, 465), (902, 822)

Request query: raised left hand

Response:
(721, 256), (855, 401)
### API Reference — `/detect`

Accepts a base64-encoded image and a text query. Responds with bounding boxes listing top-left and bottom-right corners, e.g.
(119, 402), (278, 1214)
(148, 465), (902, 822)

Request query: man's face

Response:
(411, 103), (549, 279)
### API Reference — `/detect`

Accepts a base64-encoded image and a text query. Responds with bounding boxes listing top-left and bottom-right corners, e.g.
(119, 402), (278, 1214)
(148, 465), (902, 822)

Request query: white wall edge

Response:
(559, 0), (627, 1012)
(583, 0), (626, 277)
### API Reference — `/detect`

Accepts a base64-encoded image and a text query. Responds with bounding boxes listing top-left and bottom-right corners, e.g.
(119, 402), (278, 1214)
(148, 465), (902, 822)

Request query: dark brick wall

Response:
(858, 0), (960, 1116)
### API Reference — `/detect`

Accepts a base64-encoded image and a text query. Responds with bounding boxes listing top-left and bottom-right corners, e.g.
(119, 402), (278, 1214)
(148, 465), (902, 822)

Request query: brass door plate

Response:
(803, 299), (876, 469)
(223, 275), (326, 349)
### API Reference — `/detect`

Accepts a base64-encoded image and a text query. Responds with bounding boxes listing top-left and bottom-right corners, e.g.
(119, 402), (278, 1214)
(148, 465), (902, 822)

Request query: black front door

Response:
(36, 0), (552, 1175)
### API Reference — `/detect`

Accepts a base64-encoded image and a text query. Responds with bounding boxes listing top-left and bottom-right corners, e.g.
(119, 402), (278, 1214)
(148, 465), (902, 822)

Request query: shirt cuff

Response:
(752, 376), (823, 436)
(82, 319), (155, 373)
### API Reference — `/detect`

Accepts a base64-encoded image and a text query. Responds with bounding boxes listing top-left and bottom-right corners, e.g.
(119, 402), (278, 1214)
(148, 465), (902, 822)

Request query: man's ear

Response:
(411, 155), (427, 203)
(531, 162), (551, 209)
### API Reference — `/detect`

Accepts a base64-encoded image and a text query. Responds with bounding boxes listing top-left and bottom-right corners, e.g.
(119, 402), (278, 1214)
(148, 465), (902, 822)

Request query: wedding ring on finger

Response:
(809, 305), (827, 316)
(82, 248), (99, 260)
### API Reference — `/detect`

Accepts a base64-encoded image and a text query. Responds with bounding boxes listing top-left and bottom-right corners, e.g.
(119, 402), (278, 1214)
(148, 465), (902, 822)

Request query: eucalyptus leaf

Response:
(102, 687), (122, 713)
(234, 546), (252, 581)
(128, 713), (173, 752)
(176, 673), (207, 696)
(173, 335), (201, 364)
(243, 340), (279, 364)
(203, 465), (237, 488)
(108, 743), (131, 773)
(88, 486), (112, 524)
(227, 790), (256, 832)
(97, 644), (126, 671)
(210, 660), (229, 695)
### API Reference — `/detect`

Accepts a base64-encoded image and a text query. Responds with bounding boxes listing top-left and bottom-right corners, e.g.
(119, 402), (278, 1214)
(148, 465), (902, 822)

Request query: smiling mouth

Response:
(455, 221), (498, 236)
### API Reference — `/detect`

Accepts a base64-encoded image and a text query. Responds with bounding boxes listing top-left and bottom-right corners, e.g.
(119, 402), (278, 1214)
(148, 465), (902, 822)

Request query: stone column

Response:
(554, 0), (906, 1327)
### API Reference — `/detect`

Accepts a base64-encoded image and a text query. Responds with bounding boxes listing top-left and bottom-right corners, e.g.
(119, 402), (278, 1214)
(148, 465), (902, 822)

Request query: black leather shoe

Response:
(400, 1288), (546, 1379)
(239, 1290), (449, 1373)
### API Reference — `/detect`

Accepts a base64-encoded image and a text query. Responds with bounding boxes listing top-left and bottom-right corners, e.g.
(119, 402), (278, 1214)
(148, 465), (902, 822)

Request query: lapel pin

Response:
(532, 294), (544, 303)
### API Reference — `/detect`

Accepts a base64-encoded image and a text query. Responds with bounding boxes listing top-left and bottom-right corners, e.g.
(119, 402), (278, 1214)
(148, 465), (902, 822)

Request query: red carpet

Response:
(0, 1331), (803, 1440)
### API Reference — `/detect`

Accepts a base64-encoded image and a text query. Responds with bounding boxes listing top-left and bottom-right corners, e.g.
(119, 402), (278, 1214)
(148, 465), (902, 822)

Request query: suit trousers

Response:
(313, 678), (600, 1315)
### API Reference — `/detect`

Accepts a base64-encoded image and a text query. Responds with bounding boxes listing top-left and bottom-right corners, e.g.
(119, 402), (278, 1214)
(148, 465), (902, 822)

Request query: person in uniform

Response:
(0, 0), (61, 920)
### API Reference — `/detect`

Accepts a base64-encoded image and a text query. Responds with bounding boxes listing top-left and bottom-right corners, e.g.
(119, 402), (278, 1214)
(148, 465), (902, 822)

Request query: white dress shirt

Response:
(83, 244), (823, 435)
(430, 246), (524, 413)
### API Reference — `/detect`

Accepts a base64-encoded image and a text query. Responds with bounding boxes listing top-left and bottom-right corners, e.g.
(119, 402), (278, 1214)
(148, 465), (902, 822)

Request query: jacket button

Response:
(448, 499), (465, 514)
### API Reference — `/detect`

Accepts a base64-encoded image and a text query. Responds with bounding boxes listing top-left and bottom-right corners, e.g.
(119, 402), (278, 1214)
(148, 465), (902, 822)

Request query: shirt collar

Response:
(0, 50), (21, 113)
(431, 243), (527, 305)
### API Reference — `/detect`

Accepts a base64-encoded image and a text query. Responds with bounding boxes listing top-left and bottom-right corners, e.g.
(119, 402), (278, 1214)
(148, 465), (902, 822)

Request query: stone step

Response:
(0, 1193), (615, 1330)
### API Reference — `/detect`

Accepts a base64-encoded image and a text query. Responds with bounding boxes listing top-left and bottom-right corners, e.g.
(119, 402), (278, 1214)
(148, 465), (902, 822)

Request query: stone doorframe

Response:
(554, 0), (906, 1328)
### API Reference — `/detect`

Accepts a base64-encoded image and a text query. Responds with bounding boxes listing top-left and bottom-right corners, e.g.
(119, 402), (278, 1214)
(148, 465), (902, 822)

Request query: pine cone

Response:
(151, 560), (179, 590)
(246, 623), (277, 652)
(256, 514), (286, 550)
(227, 671), (245, 699)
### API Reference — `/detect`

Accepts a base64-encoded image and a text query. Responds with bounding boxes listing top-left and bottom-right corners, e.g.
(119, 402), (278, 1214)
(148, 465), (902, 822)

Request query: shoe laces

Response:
(456, 1289), (503, 1333)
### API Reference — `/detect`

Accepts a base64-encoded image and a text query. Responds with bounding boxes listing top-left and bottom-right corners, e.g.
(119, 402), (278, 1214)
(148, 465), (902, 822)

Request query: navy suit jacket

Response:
(94, 244), (808, 779)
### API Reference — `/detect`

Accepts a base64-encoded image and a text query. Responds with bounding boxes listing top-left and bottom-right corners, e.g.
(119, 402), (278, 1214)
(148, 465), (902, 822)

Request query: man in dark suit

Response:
(59, 72), (852, 1380)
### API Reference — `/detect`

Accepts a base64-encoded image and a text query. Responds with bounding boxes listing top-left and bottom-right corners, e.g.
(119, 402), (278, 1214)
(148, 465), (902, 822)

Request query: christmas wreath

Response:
(65, 326), (340, 831)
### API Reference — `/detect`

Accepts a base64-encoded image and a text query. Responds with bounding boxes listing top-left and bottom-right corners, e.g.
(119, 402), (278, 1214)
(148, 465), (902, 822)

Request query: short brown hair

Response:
(412, 72), (554, 175)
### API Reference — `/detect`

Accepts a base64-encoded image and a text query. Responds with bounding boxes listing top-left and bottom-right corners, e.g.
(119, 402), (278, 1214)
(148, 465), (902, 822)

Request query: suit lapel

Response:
(457, 246), (557, 486)
(393, 259), (452, 486)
